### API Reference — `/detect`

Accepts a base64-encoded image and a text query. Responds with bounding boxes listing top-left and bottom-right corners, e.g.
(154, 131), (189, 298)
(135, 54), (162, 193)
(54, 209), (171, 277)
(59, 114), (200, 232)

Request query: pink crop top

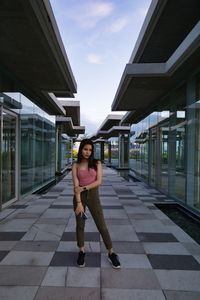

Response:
(77, 168), (97, 187)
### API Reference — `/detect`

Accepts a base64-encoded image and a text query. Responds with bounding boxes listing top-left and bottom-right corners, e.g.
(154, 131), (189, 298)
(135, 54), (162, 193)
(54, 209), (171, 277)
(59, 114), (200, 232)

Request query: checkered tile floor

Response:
(0, 167), (200, 299)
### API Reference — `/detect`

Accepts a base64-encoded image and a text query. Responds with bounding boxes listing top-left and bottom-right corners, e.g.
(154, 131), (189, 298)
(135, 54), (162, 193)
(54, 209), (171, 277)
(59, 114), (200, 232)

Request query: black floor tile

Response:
(50, 188), (65, 192)
(49, 205), (73, 209)
(114, 188), (133, 195)
(0, 251), (9, 262)
(61, 232), (100, 242)
(147, 206), (159, 210)
(164, 290), (200, 300)
(99, 195), (117, 197)
(9, 205), (28, 209)
(50, 251), (101, 267)
(137, 232), (178, 242)
(118, 196), (138, 199)
(0, 232), (27, 241)
(41, 195), (58, 199)
(148, 254), (200, 270)
(101, 205), (123, 209)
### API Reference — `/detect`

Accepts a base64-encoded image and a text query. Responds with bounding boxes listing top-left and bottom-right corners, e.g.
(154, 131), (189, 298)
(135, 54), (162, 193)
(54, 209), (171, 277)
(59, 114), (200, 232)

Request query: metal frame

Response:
(1, 107), (19, 209)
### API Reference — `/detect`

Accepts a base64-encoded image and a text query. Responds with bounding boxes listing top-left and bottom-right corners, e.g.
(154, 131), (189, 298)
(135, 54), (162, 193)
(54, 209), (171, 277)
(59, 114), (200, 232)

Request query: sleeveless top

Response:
(77, 168), (97, 186)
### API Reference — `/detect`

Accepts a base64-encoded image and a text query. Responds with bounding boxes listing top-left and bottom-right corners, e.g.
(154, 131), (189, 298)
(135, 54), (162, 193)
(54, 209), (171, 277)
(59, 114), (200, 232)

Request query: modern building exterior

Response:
(92, 114), (130, 169)
(0, 0), (84, 209)
(111, 0), (200, 214)
(55, 100), (85, 174)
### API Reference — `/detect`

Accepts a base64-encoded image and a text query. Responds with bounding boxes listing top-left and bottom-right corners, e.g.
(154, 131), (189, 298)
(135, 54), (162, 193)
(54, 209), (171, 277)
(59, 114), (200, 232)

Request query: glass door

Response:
(159, 122), (169, 193)
(149, 127), (157, 186)
(0, 108), (18, 208)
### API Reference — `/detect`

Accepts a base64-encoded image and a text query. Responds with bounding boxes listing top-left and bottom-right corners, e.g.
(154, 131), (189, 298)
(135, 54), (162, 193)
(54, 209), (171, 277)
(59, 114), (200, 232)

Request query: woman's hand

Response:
(75, 202), (84, 216)
(74, 186), (83, 194)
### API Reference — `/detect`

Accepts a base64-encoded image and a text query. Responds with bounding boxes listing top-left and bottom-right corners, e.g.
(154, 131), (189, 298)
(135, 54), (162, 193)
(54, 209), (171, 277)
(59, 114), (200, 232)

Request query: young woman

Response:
(72, 139), (121, 269)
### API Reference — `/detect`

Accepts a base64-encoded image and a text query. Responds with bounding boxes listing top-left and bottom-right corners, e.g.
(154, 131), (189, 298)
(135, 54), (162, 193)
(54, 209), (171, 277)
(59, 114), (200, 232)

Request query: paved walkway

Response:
(0, 167), (200, 300)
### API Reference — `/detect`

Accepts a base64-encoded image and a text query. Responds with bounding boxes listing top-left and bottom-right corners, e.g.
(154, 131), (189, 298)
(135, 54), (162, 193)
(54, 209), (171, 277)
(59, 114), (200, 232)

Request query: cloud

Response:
(109, 17), (129, 33)
(87, 53), (103, 64)
(68, 1), (114, 29)
(81, 113), (100, 134)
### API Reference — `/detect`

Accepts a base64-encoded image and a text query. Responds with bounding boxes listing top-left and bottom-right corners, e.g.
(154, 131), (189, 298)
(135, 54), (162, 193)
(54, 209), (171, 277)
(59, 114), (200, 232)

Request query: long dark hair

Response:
(77, 139), (98, 170)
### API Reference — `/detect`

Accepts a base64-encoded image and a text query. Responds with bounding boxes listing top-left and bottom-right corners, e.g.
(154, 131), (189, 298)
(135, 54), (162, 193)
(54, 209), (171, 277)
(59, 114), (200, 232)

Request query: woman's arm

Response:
(74, 161), (102, 193)
(72, 163), (84, 215)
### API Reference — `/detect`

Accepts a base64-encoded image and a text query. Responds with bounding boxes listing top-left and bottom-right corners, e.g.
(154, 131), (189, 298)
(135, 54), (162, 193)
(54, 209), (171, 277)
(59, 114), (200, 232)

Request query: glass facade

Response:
(1, 109), (17, 205)
(104, 142), (109, 164)
(119, 134), (129, 168)
(130, 117), (149, 181)
(94, 143), (101, 160)
(1, 92), (56, 203)
(56, 125), (72, 174)
(129, 77), (200, 213)
(110, 137), (119, 167)
(194, 75), (200, 209)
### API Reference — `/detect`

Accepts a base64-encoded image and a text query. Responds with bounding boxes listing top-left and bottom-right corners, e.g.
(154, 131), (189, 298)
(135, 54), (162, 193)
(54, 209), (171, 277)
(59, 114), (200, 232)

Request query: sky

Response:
(50, 0), (151, 135)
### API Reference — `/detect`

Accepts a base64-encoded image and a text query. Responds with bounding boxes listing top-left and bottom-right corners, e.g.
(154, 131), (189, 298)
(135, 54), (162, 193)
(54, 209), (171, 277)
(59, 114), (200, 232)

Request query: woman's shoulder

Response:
(72, 161), (79, 169)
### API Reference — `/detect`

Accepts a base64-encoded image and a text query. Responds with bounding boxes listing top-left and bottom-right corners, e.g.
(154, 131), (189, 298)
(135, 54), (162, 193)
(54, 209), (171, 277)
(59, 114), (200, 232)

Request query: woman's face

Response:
(81, 144), (92, 160)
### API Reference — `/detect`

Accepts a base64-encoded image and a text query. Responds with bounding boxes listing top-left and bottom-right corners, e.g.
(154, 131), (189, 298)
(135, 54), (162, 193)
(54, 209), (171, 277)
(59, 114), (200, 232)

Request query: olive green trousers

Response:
(73, 187), (113, 250)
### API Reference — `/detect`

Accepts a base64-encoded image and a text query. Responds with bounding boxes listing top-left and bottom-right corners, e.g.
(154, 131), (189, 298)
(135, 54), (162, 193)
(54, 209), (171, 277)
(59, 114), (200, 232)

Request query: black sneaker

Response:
(77, 251), (85, 267)
(108, 252), (121, 269)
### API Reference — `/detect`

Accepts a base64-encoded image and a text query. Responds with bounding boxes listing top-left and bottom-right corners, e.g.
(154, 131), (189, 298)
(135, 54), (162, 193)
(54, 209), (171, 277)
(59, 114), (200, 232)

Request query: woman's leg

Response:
(73, 195), (86, 250)
(86, 189), (113, 251)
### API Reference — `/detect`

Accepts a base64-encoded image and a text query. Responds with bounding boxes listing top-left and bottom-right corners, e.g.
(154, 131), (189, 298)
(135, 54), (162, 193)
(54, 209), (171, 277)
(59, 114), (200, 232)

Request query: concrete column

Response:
(118, 133), (129, 169)
(56, 125), (62, 174)
(100, 142), (104, 162)
(168, 100), (176, 196)
(108, 142), (111, 165)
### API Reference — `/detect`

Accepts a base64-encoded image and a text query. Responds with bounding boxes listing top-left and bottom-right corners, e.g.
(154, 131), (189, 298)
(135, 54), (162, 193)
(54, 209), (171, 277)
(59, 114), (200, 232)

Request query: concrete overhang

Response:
(121, 110), (152, 125)
(89, 134), (98, 141)
(98, 114), (124, 131)
(112, 21), (200, 117)
(97, 126), (130, 139)
(130, 0), (200, 63)
(56, 116), (85, 136)
(59, 100), (80, 126)
(93, 138), (108, 143)
(0, 93), (22, 109)
(0, 0), (77, 113)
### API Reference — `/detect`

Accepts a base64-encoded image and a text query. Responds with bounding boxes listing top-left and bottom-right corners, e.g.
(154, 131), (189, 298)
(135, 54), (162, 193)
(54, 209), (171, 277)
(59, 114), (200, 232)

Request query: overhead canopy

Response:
(97, 126), (130, 139)
(112, 0), (200, 123)
(0, 93), (22, 109)
(112, 20), (200, 121)
(98, 114), (124, 131)
(90, 114), (129, 140)
(130, 0), (200, 63)
(93, 138), (108, 143)
(59, 100), (80, 126)
(0, 0), (77, 115)
(56, 116), (85, 136)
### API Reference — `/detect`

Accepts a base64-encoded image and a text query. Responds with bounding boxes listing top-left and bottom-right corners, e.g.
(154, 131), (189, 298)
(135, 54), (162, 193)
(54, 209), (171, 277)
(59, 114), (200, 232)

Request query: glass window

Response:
(110, 137), (119, 167)
(5, 92), (56, 195)
(195, 76), (200, 209)
(104, 142), (109, 164)
(1, 110), (17, 204)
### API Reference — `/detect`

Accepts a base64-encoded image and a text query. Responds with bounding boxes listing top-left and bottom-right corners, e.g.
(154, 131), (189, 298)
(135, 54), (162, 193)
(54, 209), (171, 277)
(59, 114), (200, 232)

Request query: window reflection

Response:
(4, 92), (56, 196)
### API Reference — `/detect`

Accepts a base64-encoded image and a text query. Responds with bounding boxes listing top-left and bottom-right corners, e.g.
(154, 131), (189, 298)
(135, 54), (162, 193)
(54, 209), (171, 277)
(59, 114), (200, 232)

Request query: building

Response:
(92, 114), (130, 169)
(111, 0), (200, 214)
(0, 0), (84, 209)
